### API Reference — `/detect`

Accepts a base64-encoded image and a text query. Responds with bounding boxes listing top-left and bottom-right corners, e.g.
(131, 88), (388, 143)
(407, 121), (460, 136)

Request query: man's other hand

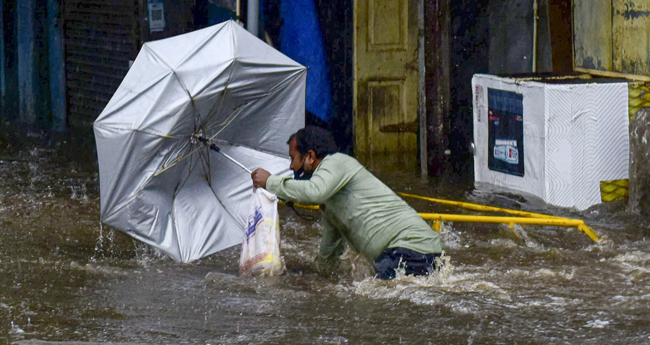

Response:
(251, 168), (271, 189)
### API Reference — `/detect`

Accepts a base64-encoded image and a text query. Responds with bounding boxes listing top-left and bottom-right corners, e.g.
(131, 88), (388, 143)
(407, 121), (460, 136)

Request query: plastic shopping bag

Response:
(239, 188), (284, 276)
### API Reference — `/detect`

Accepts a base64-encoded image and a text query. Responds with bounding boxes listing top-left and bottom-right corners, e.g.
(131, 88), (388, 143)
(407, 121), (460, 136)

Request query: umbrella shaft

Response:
(198, 135), (252, 174)
(218, 150), (252, 174)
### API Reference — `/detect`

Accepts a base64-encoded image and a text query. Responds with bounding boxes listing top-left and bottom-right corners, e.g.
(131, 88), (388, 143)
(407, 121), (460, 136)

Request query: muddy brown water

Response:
(1, 124), (650, 344)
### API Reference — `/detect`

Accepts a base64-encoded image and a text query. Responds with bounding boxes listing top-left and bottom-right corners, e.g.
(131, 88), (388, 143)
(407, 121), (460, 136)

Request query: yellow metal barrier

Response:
(418, 213), (600, 242)
(399, 192), (599, 242)
(399, 192), (560, 219)
(277, 192), (601, 243)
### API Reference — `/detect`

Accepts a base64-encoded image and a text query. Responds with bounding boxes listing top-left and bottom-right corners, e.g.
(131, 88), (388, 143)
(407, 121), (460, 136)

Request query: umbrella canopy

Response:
(93, 20), (306, 262)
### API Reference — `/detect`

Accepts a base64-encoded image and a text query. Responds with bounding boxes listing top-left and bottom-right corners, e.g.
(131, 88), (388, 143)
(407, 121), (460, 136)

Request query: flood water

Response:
(1, 123), (650, 344)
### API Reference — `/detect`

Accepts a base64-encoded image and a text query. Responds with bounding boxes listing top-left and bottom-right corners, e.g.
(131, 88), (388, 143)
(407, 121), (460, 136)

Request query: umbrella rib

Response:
(153, 145), (203, 178)
(195, 24), (305, 138)
(208, 106), (246, 140)
(203, 98), (258, 141)
(198, 143), (212, 184)
(204, 27), (246, 232)
(202, 68), (307, 140)
(125, 45), (196, 134)
(146, 47), (196, 117)
(94, 67), (173, 125)
(208, 185), (246, 232)
(197, 64), (236, 131)
(196, 64), (305, 135)
(195, 25), (239, 130)
(173, 143), (202, 198)
(200, 147), (247, 231)
(211, 189), (246, 232)
(144, 35), (229, 132)
(103, 136), (193, 222)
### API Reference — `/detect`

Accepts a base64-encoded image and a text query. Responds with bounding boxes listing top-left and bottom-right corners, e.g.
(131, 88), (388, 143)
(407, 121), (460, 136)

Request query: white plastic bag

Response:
(239, 188), (284, 276)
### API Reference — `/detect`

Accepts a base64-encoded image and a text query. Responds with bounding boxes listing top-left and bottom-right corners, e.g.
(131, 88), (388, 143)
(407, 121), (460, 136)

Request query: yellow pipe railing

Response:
(399, 192), (561, 219)
(418, 213), (600, 242)
(279, 200), (319, 210)
(400, 192), (600, 242)
(278, 193), (601, 243)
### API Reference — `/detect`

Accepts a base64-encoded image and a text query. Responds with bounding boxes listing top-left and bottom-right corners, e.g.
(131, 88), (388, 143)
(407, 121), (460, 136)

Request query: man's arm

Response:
(264, 158), (353, 205)
(316, 216), (345, 276)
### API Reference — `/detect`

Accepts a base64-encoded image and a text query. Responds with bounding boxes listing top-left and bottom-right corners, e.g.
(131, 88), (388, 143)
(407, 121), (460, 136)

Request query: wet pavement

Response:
(1, 123), (650, 344)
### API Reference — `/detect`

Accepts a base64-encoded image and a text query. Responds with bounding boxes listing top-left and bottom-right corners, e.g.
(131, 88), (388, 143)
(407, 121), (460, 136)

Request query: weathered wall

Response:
(613, 0), (650, 75)
(575, 0), (650, 76)
(574, 0), (612, 71)
(425, 0), (451, 176)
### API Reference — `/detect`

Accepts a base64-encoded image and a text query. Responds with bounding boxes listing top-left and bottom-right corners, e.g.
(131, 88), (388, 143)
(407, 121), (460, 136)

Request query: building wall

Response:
(1, 0), (18, 122)
(574, 0), (650, 76)
(314, 0), (354, 154)
(1, 0), (5, 112)
(62, 0), (196, 127)
(488, 0), (552, 75)
(429, 0), (555, 175)
(448, 0), (490, 173)
(62, 0), (140, 127)
(0, 0), (198, 129)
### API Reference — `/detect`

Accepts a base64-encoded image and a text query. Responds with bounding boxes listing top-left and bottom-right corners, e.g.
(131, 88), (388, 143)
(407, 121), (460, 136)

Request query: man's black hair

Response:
(287, 126), (338, 159)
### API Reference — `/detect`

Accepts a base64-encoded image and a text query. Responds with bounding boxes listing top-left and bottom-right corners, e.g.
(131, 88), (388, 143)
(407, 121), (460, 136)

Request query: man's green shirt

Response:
(266, 153), (443, 262)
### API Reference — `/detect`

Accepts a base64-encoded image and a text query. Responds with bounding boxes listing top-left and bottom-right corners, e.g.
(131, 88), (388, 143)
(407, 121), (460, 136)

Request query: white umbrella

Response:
(93, 20), (306, 262)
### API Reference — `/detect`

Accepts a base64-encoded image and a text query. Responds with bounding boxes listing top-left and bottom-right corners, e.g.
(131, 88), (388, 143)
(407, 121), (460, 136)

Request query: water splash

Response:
(91, 221), (105, 261)
(133, 240), (168, 266)
(80, 183), (88, 202)
(69, 183), (88, 201)
(611, 251), (650, 264)
(439, 222), (462, 249)
(338, 248), (374, 281)
(506, 267), (576, 281)
(584, 319), (610, 328)
(490, 238), (519, 249)
(350, 252), (516, 305)
(9, 321), (24, 334)
(513, 224), (542, 249)
(70, 261), (128, 276)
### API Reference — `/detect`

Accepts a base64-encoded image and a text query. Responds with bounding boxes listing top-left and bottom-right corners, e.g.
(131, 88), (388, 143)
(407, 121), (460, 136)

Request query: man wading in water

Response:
(251, 126), (443, 280)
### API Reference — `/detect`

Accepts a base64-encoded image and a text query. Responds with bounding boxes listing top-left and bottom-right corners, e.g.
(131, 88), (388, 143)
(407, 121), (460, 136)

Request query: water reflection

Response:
(1, 124), (650, 344)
